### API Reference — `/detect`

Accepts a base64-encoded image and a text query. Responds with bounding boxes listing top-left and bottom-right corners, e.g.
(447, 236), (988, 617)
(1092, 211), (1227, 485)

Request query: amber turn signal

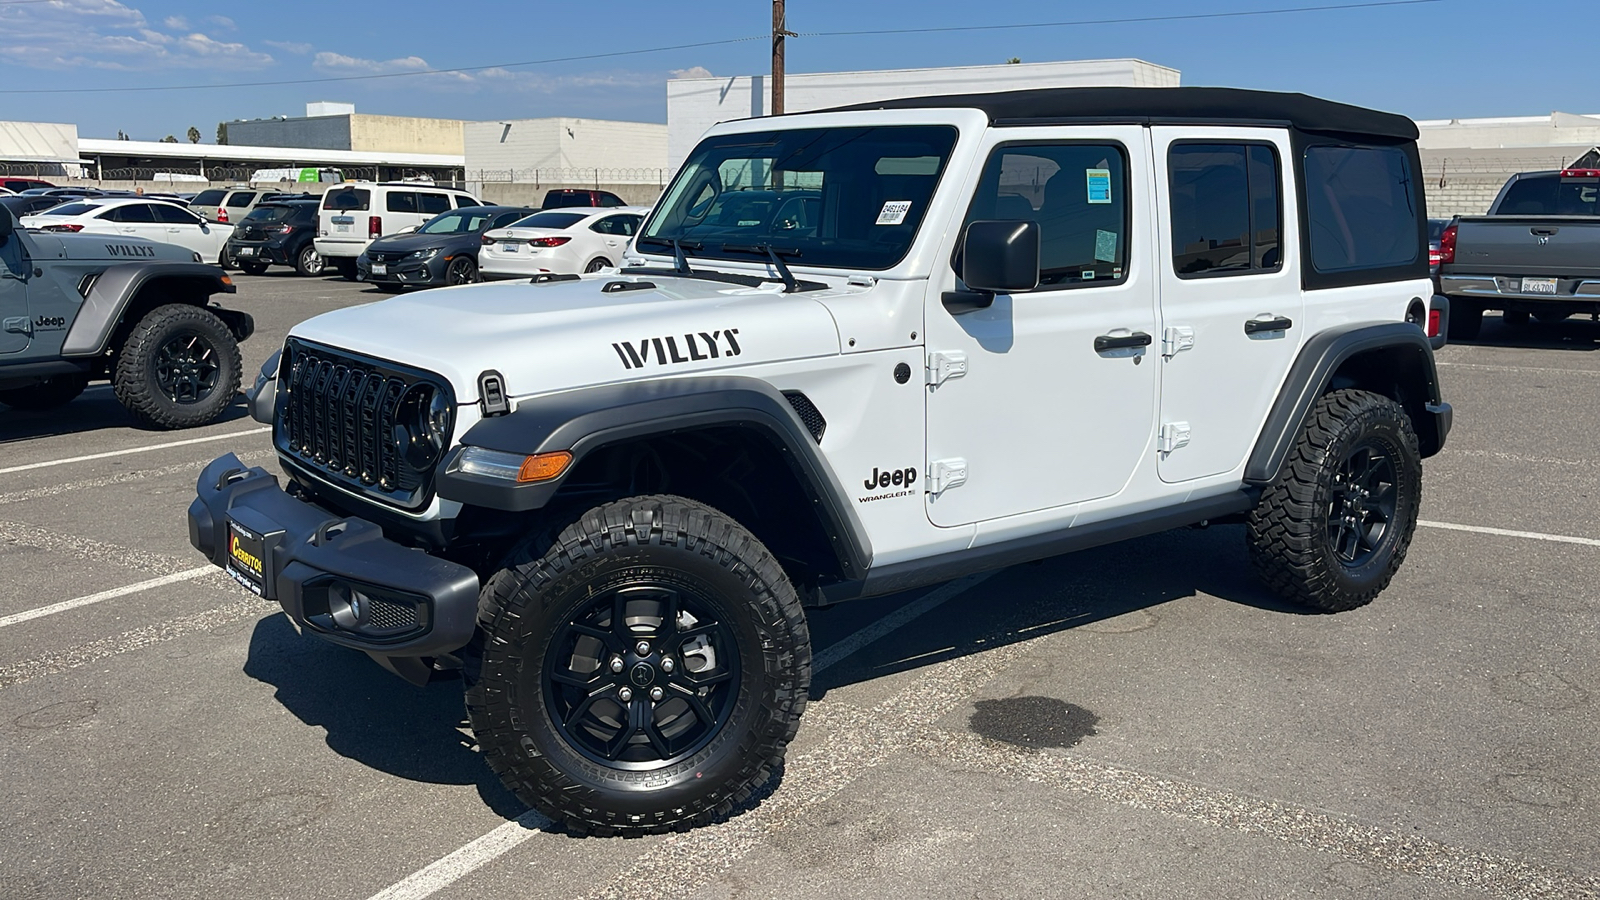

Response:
(517, 451), (573, 483)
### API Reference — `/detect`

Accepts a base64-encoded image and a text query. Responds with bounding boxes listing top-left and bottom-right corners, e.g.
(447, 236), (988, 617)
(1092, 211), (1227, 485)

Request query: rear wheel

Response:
(239, 261), (269, 276)
(1447, 301), (1482, 340)
(0, 374), (88, 411)
(584, 257), (612, 273)
(445, 256), (479, 285)
(295, 245), (325, 277)
(466, 495), (810, 836)
(112, 304), (242, 429)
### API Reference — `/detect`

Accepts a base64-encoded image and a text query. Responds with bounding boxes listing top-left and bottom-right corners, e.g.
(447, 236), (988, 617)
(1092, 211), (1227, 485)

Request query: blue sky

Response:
(0, 0), (1582, 140)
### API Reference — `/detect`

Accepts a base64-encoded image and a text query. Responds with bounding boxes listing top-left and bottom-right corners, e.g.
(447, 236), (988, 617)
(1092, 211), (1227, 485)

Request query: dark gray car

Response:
(357, 205), (536, 291)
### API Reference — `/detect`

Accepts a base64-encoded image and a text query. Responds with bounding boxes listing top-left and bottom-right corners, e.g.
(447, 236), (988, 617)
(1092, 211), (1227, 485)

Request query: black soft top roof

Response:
(825, 86), (1418, 141)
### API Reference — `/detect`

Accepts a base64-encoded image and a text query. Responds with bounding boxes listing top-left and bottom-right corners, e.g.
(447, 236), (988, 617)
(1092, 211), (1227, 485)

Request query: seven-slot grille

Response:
(277, 339), (443, 508)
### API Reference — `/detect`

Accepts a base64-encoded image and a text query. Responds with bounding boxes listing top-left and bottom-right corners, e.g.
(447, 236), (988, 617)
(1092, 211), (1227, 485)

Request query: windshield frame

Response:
(639, 123), (961, 273)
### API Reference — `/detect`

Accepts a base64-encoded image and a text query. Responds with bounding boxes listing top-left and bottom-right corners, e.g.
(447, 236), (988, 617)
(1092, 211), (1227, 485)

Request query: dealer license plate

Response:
(371, 263), (387, 276)
(225, 519), (266, 597)
(236, 246), (254, 256)
(1522, 277), (1558, 294)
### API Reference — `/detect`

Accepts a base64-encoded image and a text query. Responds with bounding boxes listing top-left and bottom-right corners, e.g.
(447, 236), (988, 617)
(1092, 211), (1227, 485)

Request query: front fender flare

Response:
(61, 262), (236, 357)
(436, 376), (872, 579)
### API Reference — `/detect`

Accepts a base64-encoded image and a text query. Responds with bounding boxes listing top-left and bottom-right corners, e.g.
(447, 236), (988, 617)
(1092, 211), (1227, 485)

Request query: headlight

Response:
(395, 384), (452, 470)
(406, 247), (440, 261)
(449, 447), (572, 483)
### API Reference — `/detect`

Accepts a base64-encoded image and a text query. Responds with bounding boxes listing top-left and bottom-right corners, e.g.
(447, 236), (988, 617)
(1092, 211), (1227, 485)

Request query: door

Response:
(589, 214), (636, 257)
(152, 203), (218, 257)
(924, 128), (1159, 527)
(1151, 128), (1302, 483)
(0, 222), (29, 353)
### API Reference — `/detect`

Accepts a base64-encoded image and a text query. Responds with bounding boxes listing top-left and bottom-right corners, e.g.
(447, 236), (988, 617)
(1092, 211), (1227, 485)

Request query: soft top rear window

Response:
(512, 211), (587, 229)
(323, 187), (371, 211)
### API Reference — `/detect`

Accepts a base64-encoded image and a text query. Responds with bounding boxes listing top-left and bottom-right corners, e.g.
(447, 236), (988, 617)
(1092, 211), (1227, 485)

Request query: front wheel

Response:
(112, 304), (242, 429)
(445, 255), (478, 285)
(466, 495), (811, 836)
(1247, 389), (1422, 612)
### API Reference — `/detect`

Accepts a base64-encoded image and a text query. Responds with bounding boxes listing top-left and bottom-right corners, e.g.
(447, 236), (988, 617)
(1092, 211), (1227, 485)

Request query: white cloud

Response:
(670, 66), (713, 80)
(206, 15), (235, 29)
(264, 39), (312, 54)
(0, 0), (274, 71)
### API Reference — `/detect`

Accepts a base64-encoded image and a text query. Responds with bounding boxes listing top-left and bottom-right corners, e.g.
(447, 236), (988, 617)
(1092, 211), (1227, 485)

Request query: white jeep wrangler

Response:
(187, 87), (1452, 835)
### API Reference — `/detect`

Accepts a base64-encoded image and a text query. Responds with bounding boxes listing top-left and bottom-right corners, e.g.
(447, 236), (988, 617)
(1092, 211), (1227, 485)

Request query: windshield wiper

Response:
(721, 243), (801, 293)
(634, 236), (702, 274)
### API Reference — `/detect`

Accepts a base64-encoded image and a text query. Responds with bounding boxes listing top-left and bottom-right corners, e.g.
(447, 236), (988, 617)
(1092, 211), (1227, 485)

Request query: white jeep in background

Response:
(188, 86), (1452, 836)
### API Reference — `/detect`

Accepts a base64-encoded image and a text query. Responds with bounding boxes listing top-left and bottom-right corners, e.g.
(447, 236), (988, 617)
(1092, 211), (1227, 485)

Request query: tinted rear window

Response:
(244, 205), (295, 223)
(191, 190), (226, 206)
(1303, 145), (1420, 273)
(35, 202), (98, 217)
(1495, 175), (1600, 216)
(513, 211), (588, 229)
(224, 191), (257, 208)
(323, 187), (371, 211)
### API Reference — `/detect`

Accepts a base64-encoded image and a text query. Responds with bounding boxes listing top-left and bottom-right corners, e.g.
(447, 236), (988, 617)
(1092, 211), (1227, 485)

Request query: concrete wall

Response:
(225, 116), (352, 152)
(464, 118), (667, 179)
(223, 113), (465, 155)
(666, 58), (1181, 169)
(1424, 174), (1509, 218)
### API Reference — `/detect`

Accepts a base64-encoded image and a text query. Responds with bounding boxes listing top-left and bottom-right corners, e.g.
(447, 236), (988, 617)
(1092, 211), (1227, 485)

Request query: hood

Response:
(288, 273), (845, 403)
(41, 232), (194, 263)
(365, 230), (476, 254)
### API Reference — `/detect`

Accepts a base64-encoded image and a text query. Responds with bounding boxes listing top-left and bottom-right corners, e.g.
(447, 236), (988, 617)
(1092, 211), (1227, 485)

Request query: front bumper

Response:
(187, 453), (480, 660)
(359, 254), (445, 285)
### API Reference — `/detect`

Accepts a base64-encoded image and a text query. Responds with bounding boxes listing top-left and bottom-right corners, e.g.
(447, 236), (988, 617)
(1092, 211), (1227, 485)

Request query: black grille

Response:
(783, 391), (826, 442)
(277, 339), (452, 509)
(364, 596), (419, 631)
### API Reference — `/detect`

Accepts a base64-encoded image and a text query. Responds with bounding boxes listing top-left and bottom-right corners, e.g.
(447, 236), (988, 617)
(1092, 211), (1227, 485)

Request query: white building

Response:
(666, 58), (1180, 169)
(463, 118), (669, 184)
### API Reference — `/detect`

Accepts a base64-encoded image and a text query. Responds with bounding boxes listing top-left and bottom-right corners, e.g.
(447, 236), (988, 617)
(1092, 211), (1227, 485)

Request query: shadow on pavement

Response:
(0, 386), (251, 444)
(1452, 315), (1600, 352)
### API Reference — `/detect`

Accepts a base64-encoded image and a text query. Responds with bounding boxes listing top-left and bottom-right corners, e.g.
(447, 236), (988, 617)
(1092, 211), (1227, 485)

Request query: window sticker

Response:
(1094, 229), (1118, 262)
(876, 200), (913, 225)
(1086, 168), (1112, 204)
(1081, 270), (1096, 281)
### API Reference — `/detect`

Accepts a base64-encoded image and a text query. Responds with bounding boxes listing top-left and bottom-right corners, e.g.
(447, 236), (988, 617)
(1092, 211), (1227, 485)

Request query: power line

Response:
(0, 0), (1442, 96)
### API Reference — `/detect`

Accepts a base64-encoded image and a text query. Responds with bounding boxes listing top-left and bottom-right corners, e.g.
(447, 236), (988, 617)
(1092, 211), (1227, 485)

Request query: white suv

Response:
(190, 86), (1452, 837)
(313, 182), (480, 280)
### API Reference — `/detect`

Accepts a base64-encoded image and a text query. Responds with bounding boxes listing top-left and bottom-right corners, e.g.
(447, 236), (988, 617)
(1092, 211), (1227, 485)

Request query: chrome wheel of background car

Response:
(298, 246), (325, 276)
(446, 256), (478, 285)
(584, 257), (611, 273)
(1326, 440), (1398, 568)
(153, 332), (221, 404)
(540, 581), (740, 769)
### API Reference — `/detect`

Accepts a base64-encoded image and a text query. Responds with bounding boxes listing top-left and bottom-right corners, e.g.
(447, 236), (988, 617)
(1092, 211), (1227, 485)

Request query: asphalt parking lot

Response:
(2, 271), (1598, 900)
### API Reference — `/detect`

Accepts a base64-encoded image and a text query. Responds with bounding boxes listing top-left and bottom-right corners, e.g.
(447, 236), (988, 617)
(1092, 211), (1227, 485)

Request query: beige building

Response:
(1417, 113), (1600, 217)
(224, 103), (466, 157)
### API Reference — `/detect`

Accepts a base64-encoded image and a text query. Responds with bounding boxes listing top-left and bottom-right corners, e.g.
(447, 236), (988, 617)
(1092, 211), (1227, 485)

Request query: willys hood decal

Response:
(287, 274), (843, 402)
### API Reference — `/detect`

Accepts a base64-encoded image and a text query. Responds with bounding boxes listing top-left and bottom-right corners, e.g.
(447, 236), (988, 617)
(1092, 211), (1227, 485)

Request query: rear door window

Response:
(1168, 143), (1282, 276)
(224, 191), (257, 208)
(152, 203), (200, 224)
(1302, 144), (1420, 272)
(322, 187), (371, 211)
(386, 192), (419, 213)
(191, 189), (226, 206)
(107, 203), (157, 223)
(418, 192), (451, 214)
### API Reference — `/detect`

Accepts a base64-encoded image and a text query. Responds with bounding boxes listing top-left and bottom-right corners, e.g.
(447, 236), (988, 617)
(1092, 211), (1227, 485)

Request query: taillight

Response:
(42, 223), (84, 232)
(1427, 308), (1441, 338)
(369, 216), (381, 238)
(1428, 247), (1442, 266)
(216, 208), (229, 224)
(480, 235), (496, 245)
(275, 224), (294, 235)
(1439, 224), (1457, 265)
(527, 236), (571, 247)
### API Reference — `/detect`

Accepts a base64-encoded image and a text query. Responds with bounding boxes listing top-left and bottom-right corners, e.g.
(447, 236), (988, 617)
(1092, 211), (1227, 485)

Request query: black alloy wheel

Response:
(541, 582), (740, 769)
(153, 331), (222, 404)
(446, 255), (479, 285)
(1326, 442), (1398, 567)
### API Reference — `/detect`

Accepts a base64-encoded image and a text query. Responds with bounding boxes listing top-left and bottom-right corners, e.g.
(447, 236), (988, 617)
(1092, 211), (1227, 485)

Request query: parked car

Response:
(1, 177), (54, 193)
(314, 182), (482, 281)
(187, 86), (1451, 836)
(0, 194), (69, 218)
(188, 186), (269, 225)
(21, 197), (234, 265)
(227, 199), (325, 276)
(479, 206), (649, 278)
(540, 188), (628, 209)
(357, 205), (536, 290)
(1438, 167), (1600, 338)
(20, 187), (103, 199)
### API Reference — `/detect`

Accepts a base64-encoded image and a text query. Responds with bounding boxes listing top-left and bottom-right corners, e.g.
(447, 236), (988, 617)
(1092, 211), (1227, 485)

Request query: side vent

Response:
(783, 391), (826, 443)
(478, 370), (510, 417)
(77, 273), (99, 298)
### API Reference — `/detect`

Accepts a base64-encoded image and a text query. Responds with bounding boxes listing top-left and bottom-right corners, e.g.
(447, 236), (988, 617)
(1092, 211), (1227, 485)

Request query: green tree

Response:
(1007, 57), (1021, 64)
(187, 126), (201, 144)
(216, 122), (228, 145)
(160, 134), (179, 143)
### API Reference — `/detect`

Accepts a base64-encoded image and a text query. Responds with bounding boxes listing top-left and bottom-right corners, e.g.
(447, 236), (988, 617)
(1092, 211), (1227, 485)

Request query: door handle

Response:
(1093, 331), (1153, 352)
(1244, 316), (1293, 335)
(1531, 227), (1559, 236)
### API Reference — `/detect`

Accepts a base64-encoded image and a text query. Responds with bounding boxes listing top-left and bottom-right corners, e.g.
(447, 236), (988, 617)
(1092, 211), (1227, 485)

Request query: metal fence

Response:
(467, 167), (669, 187)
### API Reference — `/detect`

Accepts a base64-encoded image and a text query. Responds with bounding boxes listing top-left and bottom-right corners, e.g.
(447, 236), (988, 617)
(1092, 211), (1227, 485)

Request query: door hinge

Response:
(2, 317), (30, 335)
(926, 350), (968, 386)
(928, 457), (968, 495)
(1162, 326), (1195, 358)
(1158, 422), (1191, 454)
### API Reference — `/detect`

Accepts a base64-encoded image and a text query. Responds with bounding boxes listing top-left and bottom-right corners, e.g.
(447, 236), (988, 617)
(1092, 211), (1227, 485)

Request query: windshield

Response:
(510, 211), (587, 230)
(419, 211), (491, 234)
(641, 125), (958, 270)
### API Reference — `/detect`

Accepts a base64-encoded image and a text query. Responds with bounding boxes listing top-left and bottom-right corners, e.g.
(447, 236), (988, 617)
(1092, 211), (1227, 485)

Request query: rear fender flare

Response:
(61, 262), (237, 357)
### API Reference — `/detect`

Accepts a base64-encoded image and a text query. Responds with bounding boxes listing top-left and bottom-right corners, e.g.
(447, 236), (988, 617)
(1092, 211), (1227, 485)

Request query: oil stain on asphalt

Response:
(968, 696), (1099, 749)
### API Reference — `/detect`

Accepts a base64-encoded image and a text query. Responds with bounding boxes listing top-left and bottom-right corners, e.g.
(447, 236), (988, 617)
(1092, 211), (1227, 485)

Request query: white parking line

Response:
(0, 566), (215, 629)
(1436, 361), (1600, 377)
(0, 427), (270, 476)
(360, 573), (997, 900)
(1420, 519), (1600, 548)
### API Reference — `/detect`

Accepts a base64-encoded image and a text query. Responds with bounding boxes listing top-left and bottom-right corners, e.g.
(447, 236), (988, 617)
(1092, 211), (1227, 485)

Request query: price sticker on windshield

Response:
(876, 200), (913, 226)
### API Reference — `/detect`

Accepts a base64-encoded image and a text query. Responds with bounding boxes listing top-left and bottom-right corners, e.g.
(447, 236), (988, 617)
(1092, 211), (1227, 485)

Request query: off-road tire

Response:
(112, 304), (242, 429)
(1447, 301), (1482, 340)
(1247, 389), (1422, 612)
(0, 374), (89, 411)
(295, 245), (325, 277)
(239, 261), (269, 276)
(465, 495), (811, 837)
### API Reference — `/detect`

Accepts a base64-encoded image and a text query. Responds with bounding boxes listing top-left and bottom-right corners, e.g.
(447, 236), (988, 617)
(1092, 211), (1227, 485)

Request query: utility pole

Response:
(771, 0), (791, 116)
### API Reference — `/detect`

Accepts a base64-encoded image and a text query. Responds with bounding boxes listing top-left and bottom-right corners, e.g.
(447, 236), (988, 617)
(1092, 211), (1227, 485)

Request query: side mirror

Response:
(963, 220), (1040, 294)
